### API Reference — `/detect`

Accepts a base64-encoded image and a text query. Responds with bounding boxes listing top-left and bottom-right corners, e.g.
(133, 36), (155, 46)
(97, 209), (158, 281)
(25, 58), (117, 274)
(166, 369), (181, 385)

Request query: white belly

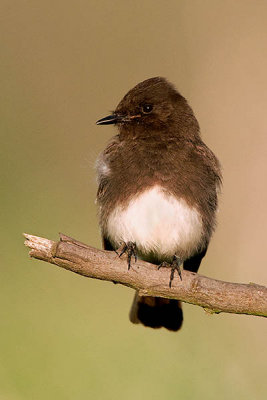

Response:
(106, 186), (203, 260)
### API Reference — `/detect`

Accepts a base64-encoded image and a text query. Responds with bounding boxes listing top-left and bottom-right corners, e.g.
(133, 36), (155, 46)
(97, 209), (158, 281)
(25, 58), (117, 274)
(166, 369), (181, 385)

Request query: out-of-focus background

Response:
(1, 1), (266, 399)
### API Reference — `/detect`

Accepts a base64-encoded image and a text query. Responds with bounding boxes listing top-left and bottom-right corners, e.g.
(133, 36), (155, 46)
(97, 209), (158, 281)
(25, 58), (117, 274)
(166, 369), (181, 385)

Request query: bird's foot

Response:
(158, 255), (183, 288)
(117, 241), (137, 270)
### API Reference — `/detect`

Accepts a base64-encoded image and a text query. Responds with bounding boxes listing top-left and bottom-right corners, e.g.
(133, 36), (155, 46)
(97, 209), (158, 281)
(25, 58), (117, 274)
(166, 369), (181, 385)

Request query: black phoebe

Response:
(96, 77), (221, 331)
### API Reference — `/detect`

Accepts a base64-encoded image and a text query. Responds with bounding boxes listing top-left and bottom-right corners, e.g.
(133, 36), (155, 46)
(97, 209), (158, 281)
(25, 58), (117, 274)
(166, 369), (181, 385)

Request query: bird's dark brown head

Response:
(96, 77), (200, 138)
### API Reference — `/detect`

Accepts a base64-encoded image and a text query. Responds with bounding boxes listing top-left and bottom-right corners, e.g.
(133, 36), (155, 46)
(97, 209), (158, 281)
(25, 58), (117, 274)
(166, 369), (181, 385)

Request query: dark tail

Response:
(129, 291), (183, 332)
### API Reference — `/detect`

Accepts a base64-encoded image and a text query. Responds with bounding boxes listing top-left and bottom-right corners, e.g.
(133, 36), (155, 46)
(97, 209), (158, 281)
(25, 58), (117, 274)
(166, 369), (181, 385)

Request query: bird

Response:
(95, 77), (222, 331)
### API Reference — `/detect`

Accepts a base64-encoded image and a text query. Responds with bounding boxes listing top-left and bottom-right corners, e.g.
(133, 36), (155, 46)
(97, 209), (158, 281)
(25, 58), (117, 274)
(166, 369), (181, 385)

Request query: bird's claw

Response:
(158, 255), (183, 287)
(117, 241), (137, 270)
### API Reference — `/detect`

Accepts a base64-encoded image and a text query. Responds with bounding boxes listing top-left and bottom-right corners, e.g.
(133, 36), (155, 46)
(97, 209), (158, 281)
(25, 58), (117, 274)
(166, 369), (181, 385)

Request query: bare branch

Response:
(24, 233), (267, 318)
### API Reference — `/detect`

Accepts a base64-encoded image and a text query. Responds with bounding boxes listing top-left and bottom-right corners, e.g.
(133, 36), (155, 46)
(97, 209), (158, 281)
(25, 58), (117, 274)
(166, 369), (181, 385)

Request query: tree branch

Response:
(23, 233), (267, 318)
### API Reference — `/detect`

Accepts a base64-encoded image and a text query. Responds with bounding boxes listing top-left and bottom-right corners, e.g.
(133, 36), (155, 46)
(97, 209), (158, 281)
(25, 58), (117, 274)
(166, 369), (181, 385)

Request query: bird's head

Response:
(96, 77), (199, 138)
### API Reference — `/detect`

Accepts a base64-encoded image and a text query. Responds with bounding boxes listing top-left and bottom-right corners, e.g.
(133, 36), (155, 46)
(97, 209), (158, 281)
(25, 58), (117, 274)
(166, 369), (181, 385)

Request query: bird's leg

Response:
(117, 241), (137, 270)
(158, 255), (183, 288)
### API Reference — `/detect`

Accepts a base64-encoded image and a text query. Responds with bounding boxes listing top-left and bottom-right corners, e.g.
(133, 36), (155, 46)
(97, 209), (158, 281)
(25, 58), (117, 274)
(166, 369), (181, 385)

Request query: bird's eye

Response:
(141, 104), (153, 114)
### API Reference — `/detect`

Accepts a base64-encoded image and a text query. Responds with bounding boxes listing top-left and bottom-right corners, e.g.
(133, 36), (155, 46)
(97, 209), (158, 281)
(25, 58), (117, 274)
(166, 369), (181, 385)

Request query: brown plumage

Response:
(96, 77), (221, 331)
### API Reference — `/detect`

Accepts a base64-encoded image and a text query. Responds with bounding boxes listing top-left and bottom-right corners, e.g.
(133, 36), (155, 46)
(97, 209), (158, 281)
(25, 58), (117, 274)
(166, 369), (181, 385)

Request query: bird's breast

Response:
(105, 185), (204, 261)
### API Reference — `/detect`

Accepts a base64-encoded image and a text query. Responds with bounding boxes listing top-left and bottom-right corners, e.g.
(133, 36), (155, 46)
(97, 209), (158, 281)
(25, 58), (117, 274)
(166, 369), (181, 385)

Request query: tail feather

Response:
(129, 292), (183, 331)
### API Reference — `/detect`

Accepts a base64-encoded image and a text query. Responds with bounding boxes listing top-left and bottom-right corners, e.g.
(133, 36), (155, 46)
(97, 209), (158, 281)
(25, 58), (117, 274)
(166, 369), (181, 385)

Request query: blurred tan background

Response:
(1, 1), (267, 399)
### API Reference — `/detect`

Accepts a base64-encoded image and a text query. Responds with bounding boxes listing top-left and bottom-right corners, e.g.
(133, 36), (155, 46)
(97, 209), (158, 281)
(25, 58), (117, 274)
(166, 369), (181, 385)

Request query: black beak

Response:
(96, 114), (118, 125)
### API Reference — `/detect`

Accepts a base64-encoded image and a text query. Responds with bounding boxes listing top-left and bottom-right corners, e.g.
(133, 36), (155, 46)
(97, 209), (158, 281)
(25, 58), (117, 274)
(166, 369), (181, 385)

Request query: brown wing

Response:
(102, 236), (114, 251)
(183, 246), (208, 273)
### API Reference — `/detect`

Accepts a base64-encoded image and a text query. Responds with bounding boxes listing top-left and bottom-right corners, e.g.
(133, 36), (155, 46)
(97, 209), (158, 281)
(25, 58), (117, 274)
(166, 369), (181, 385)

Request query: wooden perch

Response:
(24, 233), (267, 318)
